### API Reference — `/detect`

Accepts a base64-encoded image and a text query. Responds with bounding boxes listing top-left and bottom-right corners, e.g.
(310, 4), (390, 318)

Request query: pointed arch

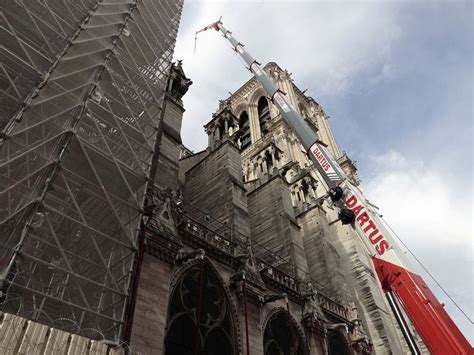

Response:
(262, 307), (308, 355)
(239, 111), (251, 150)
(164, 258), (239, 355)
(258, 96), (271, 136)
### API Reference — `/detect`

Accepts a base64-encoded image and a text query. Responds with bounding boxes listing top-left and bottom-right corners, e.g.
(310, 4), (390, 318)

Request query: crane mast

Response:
(196, 18), (473, 354)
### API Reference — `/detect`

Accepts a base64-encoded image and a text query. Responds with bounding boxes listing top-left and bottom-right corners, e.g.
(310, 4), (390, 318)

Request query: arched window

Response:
(258, 97), (271, 136)
(218, 123), (225, 140)
(164, 262), (235, 355)
(265, 150), (273, 171)
(239, 111), (251, 150)
(264, 311), (306, 355)
(328, 332), (351, 355)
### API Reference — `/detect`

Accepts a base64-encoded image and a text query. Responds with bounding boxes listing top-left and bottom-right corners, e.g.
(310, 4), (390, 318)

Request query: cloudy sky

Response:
(172, 0), (473, 342)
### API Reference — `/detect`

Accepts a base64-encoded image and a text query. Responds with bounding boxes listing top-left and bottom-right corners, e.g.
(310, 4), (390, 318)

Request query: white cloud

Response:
(363, 150), (472, 248)
(362, 150), (473, 342)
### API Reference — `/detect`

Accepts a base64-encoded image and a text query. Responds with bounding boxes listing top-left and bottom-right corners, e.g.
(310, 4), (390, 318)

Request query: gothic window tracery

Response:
(164, 263), (235, 355)
(239, 111), (251, 150)
(258, 96), (271, 136)
(265, 150), (273, 171)
(301, 179), (309, 201)
(263, 311), (305, 355)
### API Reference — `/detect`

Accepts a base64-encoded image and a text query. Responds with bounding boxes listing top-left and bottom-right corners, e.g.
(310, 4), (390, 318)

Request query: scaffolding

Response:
(0, 0), (183, 341)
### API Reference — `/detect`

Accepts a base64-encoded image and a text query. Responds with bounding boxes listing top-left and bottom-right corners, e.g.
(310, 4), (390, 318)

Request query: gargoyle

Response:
(175, 248), (205, 264)
(301, 281), (317, 301)
(259, 293), (287, 306)
(234, 249), (251, 277)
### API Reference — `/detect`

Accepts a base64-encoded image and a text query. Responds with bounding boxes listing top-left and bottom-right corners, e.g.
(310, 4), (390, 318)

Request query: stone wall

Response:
(153, 76), (190, 192)
(332, 222), (406, 354)
(183, 139), (251, 240)
(127, 60), (370, 355)
(129, 254), (173, 354)
(247, 175), (308, 277)
(297, 204), (351, 301)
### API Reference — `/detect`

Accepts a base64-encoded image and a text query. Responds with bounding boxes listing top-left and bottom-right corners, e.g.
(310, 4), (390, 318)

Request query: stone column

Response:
(261, 154), (268, 175)
(224, 119), (229, 135)
(309, 183), (317, 199)
(303, 315), (328, 355)
(207, 130), (213, 148)
(214, 124), (220, 141)
(269, 148), (277, 170)
(251, 162), (257, 181)
(291, 191), (297, 207)
(248, 103), (261, 142)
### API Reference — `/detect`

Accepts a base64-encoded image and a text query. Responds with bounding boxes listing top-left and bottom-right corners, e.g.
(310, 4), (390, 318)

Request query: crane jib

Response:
(345, 194), (390, 255)
(308, 142), (345, 185)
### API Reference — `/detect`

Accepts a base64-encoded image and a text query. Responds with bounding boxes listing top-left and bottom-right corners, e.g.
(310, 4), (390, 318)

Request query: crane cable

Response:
(194, 32), (198, 53)
(381, 217), (473, 324)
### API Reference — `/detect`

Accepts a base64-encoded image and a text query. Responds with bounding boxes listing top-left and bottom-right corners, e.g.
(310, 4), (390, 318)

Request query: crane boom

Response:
(196, 19), (473, 354)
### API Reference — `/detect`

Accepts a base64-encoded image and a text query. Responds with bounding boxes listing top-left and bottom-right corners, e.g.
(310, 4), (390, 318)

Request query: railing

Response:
(257, 259), (299, 293)
(158, 200), (349, 320)
(178, 215), (239, 257)
(317, 293), (348, 320)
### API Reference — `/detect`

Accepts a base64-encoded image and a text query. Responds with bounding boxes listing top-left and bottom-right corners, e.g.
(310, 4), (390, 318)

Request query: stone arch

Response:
(328, 329), (351, 355)
(164, 257), (240, 355)
(257, 96), (271, 136)
(248, 86), (267, 107)
(238, 111), (251, 150)
(262, 307), (308, 355)
(232, 101), (249, 119)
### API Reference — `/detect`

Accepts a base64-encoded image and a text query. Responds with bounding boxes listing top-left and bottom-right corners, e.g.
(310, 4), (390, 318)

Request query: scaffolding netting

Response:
(0, 0), (183, 341)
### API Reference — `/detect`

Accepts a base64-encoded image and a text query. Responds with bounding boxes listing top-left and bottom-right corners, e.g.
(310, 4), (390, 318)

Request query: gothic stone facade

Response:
(201, 62), (407, 354)
(201, 62), (416, 354)
(126, 62), (406, 354)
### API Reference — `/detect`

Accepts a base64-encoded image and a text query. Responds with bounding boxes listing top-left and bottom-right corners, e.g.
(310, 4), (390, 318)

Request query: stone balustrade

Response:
(173, 210), (350, 321)
(317, 293), (348, 320)
(257, 260), (299, 293)
(178, 216), (239, 257)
